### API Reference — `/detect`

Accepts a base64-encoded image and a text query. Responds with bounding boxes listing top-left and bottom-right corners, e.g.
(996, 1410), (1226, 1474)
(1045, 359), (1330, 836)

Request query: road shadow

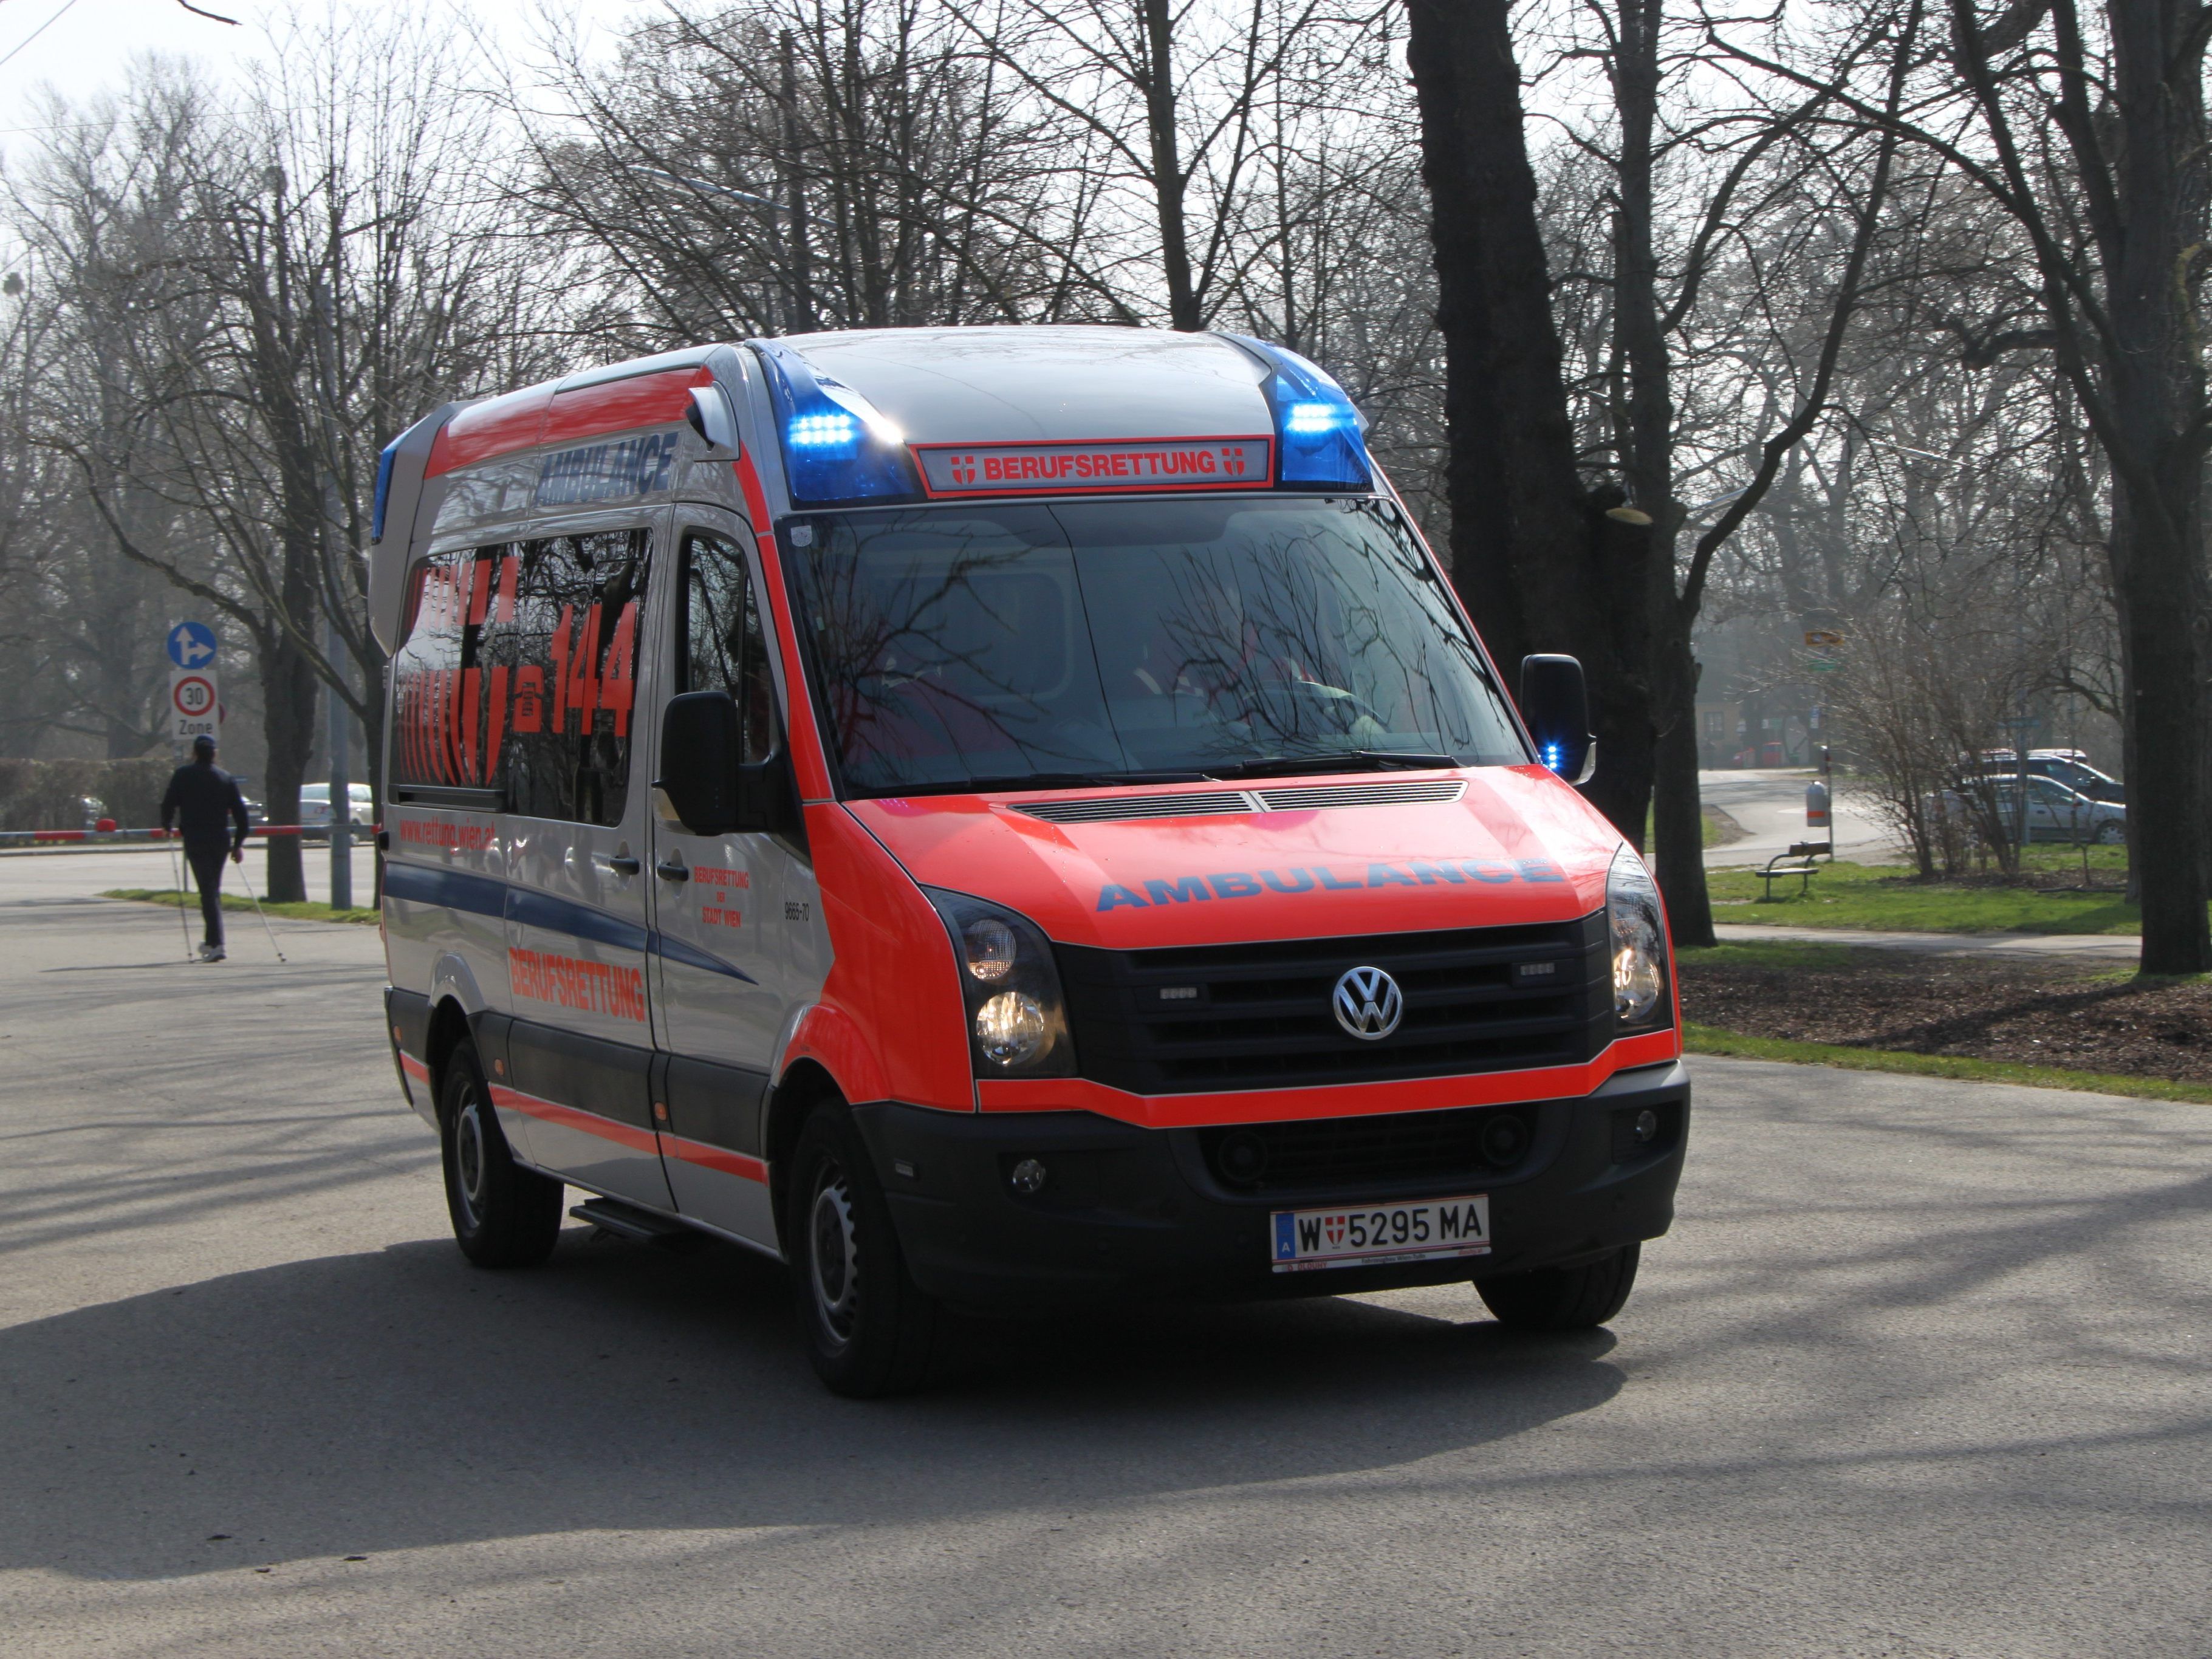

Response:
(0, 1230), (1622, 1581)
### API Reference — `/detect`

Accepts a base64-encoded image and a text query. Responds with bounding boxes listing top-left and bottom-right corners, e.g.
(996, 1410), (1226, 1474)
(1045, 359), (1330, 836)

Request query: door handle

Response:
(655, 858), (691, 882)
(606, 853), (642, 876)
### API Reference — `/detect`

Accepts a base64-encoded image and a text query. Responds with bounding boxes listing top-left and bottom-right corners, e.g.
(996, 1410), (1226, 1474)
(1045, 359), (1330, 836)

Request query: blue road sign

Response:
(166, 621), (217, 670)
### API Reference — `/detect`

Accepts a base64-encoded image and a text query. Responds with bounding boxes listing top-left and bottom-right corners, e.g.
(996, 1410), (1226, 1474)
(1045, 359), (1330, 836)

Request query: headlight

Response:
(923, 889), (1075, 1078)
(1606, 846), (1670, 1028)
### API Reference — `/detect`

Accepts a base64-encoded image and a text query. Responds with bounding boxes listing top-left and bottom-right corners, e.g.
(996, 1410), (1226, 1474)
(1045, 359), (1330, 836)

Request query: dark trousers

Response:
(185, 845), (229, 946)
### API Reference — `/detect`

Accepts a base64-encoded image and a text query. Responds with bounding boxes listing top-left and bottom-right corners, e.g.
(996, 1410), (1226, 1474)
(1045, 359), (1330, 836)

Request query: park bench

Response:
(1757, 842), (1829, 899)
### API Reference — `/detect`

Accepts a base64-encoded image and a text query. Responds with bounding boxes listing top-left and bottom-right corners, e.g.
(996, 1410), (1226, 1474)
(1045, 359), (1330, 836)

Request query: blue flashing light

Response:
(756, 341), (918, 505)
(371, 434), (400, 542)
(1543, 741), (1566, 774)
(1222, 334), (1371, 490)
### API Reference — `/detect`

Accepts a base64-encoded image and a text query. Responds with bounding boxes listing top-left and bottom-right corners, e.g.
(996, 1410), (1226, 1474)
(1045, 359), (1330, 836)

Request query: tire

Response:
(439, 1038), (563, 1268)
(785, 1101), (939, 1397)
(1476, 1243), (1640, 1332)
(2095, 820), (2125, 845)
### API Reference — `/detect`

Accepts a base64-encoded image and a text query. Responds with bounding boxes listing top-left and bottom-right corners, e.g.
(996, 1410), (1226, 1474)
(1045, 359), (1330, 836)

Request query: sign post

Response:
(166, 623), (221, 744)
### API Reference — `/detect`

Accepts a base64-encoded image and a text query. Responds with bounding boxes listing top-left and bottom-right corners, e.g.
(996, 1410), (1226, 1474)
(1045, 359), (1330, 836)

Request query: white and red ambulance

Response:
(369, 326), (1686, 1396)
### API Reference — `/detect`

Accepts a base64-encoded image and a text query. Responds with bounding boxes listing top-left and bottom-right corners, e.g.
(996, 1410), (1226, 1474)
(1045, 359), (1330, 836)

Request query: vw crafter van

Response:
(368, 327), (1688, 1396)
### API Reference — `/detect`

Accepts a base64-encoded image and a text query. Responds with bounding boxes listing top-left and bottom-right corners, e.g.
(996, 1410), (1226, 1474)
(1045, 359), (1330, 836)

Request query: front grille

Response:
(1252, 779), (1465, 810)
(1199, 1103), (1533, 1195)
(1013, 778), (1466, 824)
(1057, 915), (1608, 1094)
(1016, 790), (1251, 824)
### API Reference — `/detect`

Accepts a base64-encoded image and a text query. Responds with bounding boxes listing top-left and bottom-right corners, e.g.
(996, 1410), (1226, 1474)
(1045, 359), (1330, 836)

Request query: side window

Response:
(495, 530), (652, 827)
(391, 545), (499, 796)
(680, 531), (777, 764)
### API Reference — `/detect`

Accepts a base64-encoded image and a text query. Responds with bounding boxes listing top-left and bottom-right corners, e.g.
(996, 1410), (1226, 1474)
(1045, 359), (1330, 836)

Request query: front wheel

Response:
(786, 1102), (939, 1397)
(1476, 1243), (1639, 1331)
(2095, 819), (2125, 845)
(440, 1039), (563, 1268)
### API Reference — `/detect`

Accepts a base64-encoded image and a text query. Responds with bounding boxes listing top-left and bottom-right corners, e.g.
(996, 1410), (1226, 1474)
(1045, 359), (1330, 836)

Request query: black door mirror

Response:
(1519, 654), (1597, 785)
(656, 689), (800, 837)
(656, 691), (742, 835)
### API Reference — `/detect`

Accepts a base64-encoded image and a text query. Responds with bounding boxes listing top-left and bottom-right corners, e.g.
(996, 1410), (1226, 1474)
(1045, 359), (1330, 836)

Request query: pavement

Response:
(2, 853), (2209, 1656)
(1700, 767), (1895, 868)
(1710, 922), (2142, 962)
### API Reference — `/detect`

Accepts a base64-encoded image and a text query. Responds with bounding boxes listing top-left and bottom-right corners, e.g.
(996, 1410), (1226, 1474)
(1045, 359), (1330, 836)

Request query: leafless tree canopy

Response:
(0, 0), (2201, 955)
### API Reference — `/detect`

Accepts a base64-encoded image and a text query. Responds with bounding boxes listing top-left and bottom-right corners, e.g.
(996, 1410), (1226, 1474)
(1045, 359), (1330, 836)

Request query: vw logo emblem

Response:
(1332, 965), (1403, 1041)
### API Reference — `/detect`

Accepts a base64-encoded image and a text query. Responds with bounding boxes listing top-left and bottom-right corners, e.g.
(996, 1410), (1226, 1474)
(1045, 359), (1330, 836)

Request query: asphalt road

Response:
(1700, 767), (1895, 867)
(2, 856), (2208, 1657)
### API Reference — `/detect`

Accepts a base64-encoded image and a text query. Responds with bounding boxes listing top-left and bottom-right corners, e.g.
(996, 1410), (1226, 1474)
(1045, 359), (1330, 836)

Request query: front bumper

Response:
(853, 1060), (1690, 1310)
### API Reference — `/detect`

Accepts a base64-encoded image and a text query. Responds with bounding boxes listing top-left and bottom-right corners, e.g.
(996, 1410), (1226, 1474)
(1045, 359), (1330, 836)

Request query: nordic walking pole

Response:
(168, 835), (196, 962)
(233, 850), (288, 964)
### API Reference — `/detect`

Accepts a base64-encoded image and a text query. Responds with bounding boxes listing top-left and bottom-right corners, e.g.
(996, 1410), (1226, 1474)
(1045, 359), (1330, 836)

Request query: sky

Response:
(0, 0), (639, 155)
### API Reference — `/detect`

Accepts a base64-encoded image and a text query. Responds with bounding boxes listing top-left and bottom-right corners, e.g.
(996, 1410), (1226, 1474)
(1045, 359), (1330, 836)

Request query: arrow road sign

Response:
(166, 621), (217, 670)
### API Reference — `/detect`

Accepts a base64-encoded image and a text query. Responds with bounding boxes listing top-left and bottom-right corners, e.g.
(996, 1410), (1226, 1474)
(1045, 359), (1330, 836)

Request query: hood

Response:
(846, 765), (1625, 950)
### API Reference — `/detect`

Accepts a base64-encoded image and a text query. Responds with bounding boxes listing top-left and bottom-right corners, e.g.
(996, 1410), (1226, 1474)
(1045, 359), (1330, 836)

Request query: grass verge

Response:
(1682, 1022), (2212, 1104)
(104, 888), (378, 926)
(1706, 847), (2162, 935)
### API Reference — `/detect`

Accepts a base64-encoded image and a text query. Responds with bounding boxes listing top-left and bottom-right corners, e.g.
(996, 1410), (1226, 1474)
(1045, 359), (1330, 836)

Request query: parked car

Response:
(1942, 775), (2126, 845)
(1975, 748), (2125, 803)
(299, 782), (375, 832)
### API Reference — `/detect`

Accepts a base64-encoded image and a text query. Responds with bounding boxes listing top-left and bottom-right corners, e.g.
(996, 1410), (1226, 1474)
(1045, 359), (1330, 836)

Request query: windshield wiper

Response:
(871, 768), (1217, 798)
(1211, 750), (1460, 780)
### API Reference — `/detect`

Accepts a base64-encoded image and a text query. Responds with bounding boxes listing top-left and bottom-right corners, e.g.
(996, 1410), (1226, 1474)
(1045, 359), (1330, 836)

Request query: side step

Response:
(570, 1197), (707, 1251)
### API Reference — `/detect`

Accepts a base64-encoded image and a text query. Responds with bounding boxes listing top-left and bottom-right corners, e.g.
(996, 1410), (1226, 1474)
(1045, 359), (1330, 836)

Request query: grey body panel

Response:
(647, 501), (830, 1250)
(770, 326), (1274, 447)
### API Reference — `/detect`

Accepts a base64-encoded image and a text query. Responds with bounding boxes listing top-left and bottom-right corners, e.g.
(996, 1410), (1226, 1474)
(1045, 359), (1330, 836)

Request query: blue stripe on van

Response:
(383, 861), (507, 919)
(650, 929), (756, 983)
(386, 861), (755, 984)
(505, 886), (651, 954)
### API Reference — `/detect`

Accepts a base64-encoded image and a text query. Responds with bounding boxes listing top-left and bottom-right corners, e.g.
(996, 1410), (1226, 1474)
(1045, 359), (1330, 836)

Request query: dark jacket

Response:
(161, 761), (251, 853)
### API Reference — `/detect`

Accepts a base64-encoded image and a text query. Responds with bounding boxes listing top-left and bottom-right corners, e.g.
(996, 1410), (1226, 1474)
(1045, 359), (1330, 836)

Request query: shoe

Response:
(199, 945), (225, 962)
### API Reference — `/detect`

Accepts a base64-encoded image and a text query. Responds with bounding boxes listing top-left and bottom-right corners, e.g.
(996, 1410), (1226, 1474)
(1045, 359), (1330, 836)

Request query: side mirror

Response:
(1520, 654), (1597, 785)
(656, 691), (742, 834)
(686, 385), (742, 459)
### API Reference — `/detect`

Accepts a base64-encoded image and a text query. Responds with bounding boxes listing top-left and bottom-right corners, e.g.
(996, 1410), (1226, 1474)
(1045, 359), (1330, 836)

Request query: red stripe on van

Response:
(426, 384), (555, 477)
(973, 1029), (1683, 1128)
(490, 1084), (661, 1155)
(542, 366), (713, 448)
(663, 1135), (769, 1183)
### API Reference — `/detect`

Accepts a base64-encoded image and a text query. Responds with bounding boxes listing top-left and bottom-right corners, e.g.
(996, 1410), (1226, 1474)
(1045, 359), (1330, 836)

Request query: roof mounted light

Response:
(1221, 335), (1371, 491)
(371, 433), (402, 542)
(755, 340), (918, 507)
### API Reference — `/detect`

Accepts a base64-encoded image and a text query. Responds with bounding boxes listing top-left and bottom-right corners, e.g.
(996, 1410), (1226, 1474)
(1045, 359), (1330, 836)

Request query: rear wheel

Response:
(1477, 1243), (1639, 1331)
(786, 1101), (939, 1397)
(440, 1039), (562, 1268)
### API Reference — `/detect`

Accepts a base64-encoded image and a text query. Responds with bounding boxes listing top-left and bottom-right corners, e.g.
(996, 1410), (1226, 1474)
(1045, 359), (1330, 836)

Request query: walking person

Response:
(160, 733), (252, 962)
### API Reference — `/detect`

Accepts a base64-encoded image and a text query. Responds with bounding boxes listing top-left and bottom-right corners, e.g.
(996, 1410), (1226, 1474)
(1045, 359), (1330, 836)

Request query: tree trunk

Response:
(1651, 620), (1716, 945)
(1404, 0), (1645, 840)
(2098, 0), (2212, 973)
(1141, 0), (1199, 330)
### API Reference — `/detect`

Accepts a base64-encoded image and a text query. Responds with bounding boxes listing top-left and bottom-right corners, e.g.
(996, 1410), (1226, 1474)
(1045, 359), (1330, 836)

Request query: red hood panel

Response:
(847, 766), (1623, 948)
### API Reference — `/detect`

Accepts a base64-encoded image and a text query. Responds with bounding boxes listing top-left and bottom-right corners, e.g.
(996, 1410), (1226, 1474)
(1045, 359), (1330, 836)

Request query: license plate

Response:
(1270, 1194), (1491, 1273)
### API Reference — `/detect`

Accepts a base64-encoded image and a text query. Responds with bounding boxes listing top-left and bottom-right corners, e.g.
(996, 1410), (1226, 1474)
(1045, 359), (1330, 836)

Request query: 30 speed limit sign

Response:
(170, 668), (220, 740)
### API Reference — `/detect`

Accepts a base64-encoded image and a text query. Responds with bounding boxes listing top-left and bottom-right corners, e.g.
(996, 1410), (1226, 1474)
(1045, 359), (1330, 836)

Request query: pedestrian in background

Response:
(161, 733), (252, 962)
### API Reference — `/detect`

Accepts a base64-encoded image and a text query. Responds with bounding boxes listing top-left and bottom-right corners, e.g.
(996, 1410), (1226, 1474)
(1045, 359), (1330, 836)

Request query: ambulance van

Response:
(368, 327), (1688, 1396)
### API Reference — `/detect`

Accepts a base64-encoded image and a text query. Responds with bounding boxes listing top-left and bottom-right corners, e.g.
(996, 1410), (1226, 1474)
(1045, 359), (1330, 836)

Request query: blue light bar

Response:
(756, 341), (918, 506)
(1222, 335), (1371, 490)
(371, 434), (401, 542)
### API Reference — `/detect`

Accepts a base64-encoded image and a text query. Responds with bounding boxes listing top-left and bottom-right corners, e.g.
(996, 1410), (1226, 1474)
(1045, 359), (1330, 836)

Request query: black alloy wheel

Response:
(785, 1101), (939, 1397)
(439, 1038), (563, 1268)
(1476, 1242), (1640, 1332)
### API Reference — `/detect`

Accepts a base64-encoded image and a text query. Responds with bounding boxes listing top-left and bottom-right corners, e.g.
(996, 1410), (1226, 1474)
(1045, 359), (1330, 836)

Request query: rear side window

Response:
(679, 530), (777, 763)
(389, 529), (652, 826)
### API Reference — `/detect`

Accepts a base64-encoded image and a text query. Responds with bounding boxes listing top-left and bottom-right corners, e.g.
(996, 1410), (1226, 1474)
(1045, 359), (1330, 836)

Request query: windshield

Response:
(782, 497), (1527, 796)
